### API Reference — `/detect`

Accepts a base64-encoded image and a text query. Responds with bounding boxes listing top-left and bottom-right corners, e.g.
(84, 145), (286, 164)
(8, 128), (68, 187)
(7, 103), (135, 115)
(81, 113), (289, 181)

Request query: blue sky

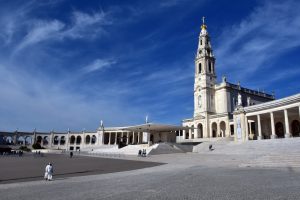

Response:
(0, 0), (300, 132)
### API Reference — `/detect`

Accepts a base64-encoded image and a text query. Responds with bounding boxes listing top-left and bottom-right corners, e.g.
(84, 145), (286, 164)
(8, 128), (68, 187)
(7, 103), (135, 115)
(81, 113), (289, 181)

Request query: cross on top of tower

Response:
(201, 16), (207, 30)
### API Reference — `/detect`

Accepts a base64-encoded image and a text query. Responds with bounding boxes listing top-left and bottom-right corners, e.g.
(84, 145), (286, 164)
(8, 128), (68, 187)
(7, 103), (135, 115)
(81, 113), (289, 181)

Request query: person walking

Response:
(45, 163), (54, 181)
(44, 163), (49, 181)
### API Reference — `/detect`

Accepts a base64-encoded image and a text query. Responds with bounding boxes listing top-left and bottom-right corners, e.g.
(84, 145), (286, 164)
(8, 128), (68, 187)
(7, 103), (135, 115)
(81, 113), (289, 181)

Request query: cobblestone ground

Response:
(1, 153), (300, 200)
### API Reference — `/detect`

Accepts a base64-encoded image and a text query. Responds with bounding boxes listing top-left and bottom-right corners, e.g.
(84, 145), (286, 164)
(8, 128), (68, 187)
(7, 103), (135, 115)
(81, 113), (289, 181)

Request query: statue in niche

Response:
(198, 95), (202, 108)
(247, 97), (251, 106)
(237, 93), (242, 106)
(236, 116), (242, 140)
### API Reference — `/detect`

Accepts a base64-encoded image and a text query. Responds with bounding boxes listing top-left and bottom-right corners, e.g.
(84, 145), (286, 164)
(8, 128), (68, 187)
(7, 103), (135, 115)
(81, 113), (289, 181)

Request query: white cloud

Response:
(16, 20), (65, 52)
(12, 10), (111, 53)
(215, 0), (300, 79)
(83, 59), (117, 73)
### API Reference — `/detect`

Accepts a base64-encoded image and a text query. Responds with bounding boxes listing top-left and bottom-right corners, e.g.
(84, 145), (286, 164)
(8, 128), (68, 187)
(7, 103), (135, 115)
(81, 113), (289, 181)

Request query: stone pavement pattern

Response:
(1, 152), (300, 200)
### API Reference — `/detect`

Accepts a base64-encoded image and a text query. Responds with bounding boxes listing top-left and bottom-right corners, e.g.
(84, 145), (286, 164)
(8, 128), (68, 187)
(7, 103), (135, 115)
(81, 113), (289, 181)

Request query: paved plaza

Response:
(0, 153), (163, 184)
(1, 150), (300, 200)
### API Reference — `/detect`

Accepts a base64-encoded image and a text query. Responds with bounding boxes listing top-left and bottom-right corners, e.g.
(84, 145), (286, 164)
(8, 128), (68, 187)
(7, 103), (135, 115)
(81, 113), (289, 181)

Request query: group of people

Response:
(138, 149), (147, 157)
(44, 163), (54, 181)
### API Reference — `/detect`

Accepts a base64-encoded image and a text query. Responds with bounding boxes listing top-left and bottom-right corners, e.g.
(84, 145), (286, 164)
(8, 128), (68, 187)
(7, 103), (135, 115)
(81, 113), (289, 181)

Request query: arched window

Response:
(200, 40), (202, 45)
(208, 61), (212, 73)
(198, 63), (202, 74)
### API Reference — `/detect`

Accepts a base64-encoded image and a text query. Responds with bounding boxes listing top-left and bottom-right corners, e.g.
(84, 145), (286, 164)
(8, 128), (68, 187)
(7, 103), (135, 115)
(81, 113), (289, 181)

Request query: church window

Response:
(208, 61), (212, 73)
(200, 40), (202, 45)
(198, 63), (202, 73)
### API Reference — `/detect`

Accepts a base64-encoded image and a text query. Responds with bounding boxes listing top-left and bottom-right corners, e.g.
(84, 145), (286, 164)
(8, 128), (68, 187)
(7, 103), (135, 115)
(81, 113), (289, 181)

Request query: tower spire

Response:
(201, 16), (207, 31)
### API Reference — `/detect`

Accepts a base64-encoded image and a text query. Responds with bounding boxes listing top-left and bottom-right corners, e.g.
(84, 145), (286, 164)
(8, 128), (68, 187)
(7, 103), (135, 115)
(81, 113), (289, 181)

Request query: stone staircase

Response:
(86, 143), (185, 156)
(239, 154), (300, 168)
(193, 138), (300, 155)
(193, 138), (300, 168)
(148, 143), (184, 155)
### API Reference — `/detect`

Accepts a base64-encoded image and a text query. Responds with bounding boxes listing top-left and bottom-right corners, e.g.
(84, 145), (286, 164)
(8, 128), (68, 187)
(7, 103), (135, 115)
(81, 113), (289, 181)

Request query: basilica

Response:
(180, 18), (300, 143)
(1, 19), (300, 152)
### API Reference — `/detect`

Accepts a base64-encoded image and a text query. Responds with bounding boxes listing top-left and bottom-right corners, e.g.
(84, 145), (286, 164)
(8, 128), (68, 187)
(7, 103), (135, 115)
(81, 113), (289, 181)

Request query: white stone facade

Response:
(181, 19), (278, 142)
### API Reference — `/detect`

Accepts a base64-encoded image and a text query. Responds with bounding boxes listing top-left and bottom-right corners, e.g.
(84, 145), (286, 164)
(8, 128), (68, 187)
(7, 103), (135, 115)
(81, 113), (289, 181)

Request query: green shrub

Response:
(32, 143), (44, 149)
(19, 146), (31, 152)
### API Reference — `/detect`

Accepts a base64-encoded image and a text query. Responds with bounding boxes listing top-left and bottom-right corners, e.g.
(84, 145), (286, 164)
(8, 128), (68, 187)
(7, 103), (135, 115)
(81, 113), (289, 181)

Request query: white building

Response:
(180, 18), (300, 143)
(1, 18), (300, 151)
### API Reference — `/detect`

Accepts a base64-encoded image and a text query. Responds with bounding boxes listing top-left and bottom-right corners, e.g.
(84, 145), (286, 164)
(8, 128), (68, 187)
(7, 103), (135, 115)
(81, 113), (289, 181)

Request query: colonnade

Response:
(103, 131), (144, 145)
(245, 105), (300, 140)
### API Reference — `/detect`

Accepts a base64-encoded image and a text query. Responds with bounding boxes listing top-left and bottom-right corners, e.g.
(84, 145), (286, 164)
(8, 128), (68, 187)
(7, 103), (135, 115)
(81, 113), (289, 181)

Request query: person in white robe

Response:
(45, 163), (54, 181)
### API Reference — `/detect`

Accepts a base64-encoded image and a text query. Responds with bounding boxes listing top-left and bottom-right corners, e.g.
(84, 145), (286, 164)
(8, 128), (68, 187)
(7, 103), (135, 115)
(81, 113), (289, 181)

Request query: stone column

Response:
(183, 130), (186, 140)
(126, 132), (129, 145)
(245, 117), (249, 141)
(66, 131), (70, 151)
(115, 132), (117, 145)
(13, 134), (18, 145)
(257, 114), (262, 140)
(189, 128), (192, 139)
(249, 121), (252, 139)
(284, 109), (290, 138)
(50, 132), (54, 147)
(137, 132), (140, 144)
(217, 123), (220, 137)
(108, 132), (111, 145)
(132, 132), (135, 144)
(32, 131), (36, 145)
(270, 112), (276, 139)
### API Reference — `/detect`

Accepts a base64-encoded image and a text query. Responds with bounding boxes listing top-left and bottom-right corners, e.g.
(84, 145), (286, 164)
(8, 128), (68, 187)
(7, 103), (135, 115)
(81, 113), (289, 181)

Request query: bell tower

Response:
(194, 17), (216, 117)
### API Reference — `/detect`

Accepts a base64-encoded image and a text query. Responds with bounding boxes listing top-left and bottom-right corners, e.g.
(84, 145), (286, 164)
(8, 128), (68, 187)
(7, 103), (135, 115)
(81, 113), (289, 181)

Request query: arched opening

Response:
(5, 136), (13, 144)
(150, 134), (154, 144)
(292, 120), (300, 137)
(275, 122), (284, 138)
(25, 136), (32, 145)
(53, 136), (59, 145)
(85, 135), (91, 144)
(208, 61), (212, 73)
(17, 136), (25, 145)
(200, 39), (202, 45)
(197, 123), (203, 138)
(220, 121), (226, 137)
(70, 135), (75, 144)
(0, 135), (4, 145)
(36, 136), (42, 144)
(185, 126), (189, 139)
(60, 136), (65, 145)
(43, 136), (49, 145)
(91, 135), (96, 144)
(198, 63), (202, 74)
(212, 122), (217, 138)
(76, 136), (82, 145)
